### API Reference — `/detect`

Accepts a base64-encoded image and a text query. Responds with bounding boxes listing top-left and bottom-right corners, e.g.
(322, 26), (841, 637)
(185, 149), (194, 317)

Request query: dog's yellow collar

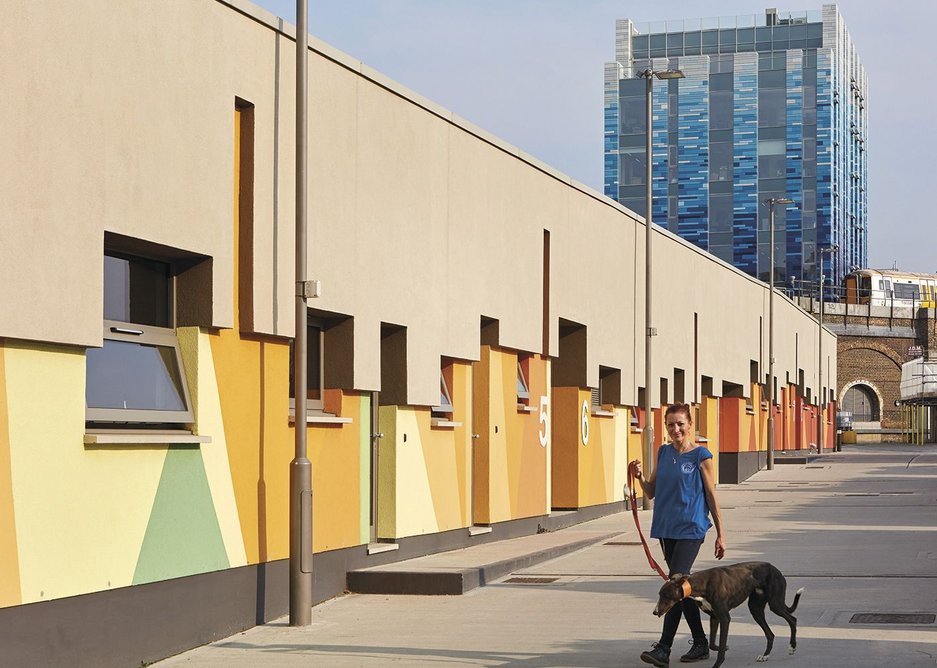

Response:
(681, 580), (692, 599)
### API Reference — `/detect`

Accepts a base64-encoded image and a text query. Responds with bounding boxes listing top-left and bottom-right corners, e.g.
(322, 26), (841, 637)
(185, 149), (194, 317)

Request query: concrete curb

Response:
(347, 531), (620, 595)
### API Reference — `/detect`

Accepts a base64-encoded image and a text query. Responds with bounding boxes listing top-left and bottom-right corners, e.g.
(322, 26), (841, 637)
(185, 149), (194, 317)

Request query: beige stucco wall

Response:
(0, 0), (834, 409)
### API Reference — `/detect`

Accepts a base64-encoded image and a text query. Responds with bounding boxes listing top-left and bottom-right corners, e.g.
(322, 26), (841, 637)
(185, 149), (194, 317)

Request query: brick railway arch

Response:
(838, 339), (905, 368)
(839, 380), (884, 422)
(837, 340), (902, 423)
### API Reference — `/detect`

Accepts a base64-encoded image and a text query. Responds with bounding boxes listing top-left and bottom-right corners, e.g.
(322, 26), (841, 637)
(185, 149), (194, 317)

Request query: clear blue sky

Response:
(252, 0), (936, 274)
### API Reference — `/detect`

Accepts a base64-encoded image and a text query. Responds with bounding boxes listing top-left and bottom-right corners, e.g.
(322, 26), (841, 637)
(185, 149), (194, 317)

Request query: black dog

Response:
(653, 561), (803, 668)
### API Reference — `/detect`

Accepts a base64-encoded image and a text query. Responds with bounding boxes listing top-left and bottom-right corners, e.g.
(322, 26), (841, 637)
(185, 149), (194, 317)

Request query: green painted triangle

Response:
(133, 446), (229, 585)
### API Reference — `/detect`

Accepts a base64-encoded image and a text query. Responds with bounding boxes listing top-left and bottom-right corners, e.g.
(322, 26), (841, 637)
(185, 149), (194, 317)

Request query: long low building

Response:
(0, 0), (836, 665)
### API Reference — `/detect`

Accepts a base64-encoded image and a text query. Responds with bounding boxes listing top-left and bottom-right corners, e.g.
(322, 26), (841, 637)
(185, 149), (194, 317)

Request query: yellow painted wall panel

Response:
(0, 341), (22, 607)
(416, 416), (464, 533)
(612, 407), (630, 502)
(5, 342), (165, 603)
(179, 329), (248, 568)
(451, 362), (472, 528)
(627, 415), (644, 502)
(377, 408), (433, 539)
(698, 397), (720, 483)
(376, 406), (398, 538)
(580, 410), (613, 506)
(378, 391), (471, 540)
(387, 409), (439, 538)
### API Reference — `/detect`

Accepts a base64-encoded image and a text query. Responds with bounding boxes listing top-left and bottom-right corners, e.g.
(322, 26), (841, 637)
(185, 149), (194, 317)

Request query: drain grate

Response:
(504, 576), (559, 584)
(849, 613), (935, 625)
(604, 541), (642, 546)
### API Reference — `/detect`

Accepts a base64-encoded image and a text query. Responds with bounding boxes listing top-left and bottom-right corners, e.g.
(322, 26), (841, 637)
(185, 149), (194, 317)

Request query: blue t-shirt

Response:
(649, 444), (713, 540)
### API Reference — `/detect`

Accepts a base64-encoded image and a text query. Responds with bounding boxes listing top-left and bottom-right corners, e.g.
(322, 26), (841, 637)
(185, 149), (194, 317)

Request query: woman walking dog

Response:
(630, 403), (726, 666)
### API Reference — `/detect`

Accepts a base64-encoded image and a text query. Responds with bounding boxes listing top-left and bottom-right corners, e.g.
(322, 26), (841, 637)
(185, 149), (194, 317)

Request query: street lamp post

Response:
(817, 244), (839, 454)
(639, 67), (683, 508)
(764, 197), (792, 470)
(290, 0), (313, 627)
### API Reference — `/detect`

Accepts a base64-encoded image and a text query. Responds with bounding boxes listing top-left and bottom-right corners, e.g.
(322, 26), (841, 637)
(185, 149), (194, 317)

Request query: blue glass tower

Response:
(604, 5), (867, 289)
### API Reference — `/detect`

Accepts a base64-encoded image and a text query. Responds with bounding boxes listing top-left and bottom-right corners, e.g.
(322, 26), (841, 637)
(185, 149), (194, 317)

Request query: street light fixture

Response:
(639, 67), (684, 507)
(764, 197), (793, 470)
(817, 244), (839, 454)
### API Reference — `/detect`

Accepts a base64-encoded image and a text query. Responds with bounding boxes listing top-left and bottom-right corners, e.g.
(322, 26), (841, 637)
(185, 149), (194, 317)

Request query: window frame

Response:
(431, 365), (454, 418)
(86, 320), (195, 425)
(517, 358), (531, 403)
(87, 249), (196, 427)
(289, 318), (326, 413)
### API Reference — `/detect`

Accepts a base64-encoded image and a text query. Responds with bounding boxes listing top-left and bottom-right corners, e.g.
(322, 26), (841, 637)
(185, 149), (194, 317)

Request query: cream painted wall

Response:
(0, 0), (834, 410)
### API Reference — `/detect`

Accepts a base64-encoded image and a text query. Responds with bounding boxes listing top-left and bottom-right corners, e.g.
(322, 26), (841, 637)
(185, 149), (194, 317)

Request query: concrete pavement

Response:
(157, 444), (937, 667)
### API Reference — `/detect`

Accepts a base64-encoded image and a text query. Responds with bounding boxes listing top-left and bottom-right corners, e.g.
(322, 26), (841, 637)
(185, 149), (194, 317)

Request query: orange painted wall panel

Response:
(309, 390), (367, 551)
(471, 347), (492, 523)
(551, 387), (582, 508)
(509, 353), (549, 521)
(718, 398), (743, 453)
(471, 348), (548, 525)
(210, 331), (366, 559)
(209, 332), (291, 563)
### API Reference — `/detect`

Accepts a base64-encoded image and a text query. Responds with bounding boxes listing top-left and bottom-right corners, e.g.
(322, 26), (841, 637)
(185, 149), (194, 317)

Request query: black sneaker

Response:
(640, 642), (671, 667)
(679, 638), (710, 662)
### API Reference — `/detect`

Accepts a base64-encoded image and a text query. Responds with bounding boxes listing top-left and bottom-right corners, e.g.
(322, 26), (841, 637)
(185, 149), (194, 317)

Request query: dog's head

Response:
(653, 574), (689, 617)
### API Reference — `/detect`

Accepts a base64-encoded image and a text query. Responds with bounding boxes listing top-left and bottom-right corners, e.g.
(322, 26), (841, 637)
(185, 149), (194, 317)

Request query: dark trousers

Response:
(657, 538), (706, 648)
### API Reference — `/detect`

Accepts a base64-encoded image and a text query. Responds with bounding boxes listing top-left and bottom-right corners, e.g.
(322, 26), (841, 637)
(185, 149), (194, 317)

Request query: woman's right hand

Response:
(629, 459), (643, 481)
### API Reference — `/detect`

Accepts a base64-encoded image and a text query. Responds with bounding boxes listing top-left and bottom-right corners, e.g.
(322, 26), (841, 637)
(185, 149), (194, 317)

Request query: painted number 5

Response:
(538, 395), (549, 447)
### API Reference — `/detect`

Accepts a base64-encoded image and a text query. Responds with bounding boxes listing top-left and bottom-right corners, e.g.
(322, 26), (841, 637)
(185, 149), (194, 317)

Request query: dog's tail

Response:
(787, 587), (805, 614)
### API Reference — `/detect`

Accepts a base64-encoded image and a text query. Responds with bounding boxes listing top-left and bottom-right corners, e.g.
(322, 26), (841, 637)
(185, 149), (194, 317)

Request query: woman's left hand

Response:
(714, 536), (726, 560)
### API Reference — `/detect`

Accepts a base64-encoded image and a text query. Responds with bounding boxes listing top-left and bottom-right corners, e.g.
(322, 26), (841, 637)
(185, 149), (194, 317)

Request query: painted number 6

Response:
(581, 400), (590, 445)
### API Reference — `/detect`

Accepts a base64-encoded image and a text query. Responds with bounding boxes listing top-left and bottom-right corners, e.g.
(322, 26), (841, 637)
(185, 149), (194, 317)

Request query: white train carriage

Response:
(844, 269), (937, 308)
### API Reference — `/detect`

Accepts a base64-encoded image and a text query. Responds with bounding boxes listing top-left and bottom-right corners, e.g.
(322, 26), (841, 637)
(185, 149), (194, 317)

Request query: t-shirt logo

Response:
(681, 462), (695, 474)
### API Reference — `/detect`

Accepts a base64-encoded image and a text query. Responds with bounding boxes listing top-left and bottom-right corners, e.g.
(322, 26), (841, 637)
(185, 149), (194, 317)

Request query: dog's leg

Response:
(768, 593), (800, 655)
(708, 611), (719, 652)
(748, 594), (774, 662)
(710, 609), (730, 668)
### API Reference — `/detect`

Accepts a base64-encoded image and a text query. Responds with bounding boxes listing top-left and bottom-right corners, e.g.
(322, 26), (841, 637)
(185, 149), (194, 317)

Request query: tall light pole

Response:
(639, 67), (683, 507)
(290, 0), (313, 626)
(817, 244), (839, 454)
(764, 197), (792, 470)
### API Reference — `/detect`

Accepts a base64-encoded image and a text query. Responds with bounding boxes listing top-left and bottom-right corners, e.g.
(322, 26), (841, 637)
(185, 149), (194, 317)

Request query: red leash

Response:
(628, 461), (669, 581)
